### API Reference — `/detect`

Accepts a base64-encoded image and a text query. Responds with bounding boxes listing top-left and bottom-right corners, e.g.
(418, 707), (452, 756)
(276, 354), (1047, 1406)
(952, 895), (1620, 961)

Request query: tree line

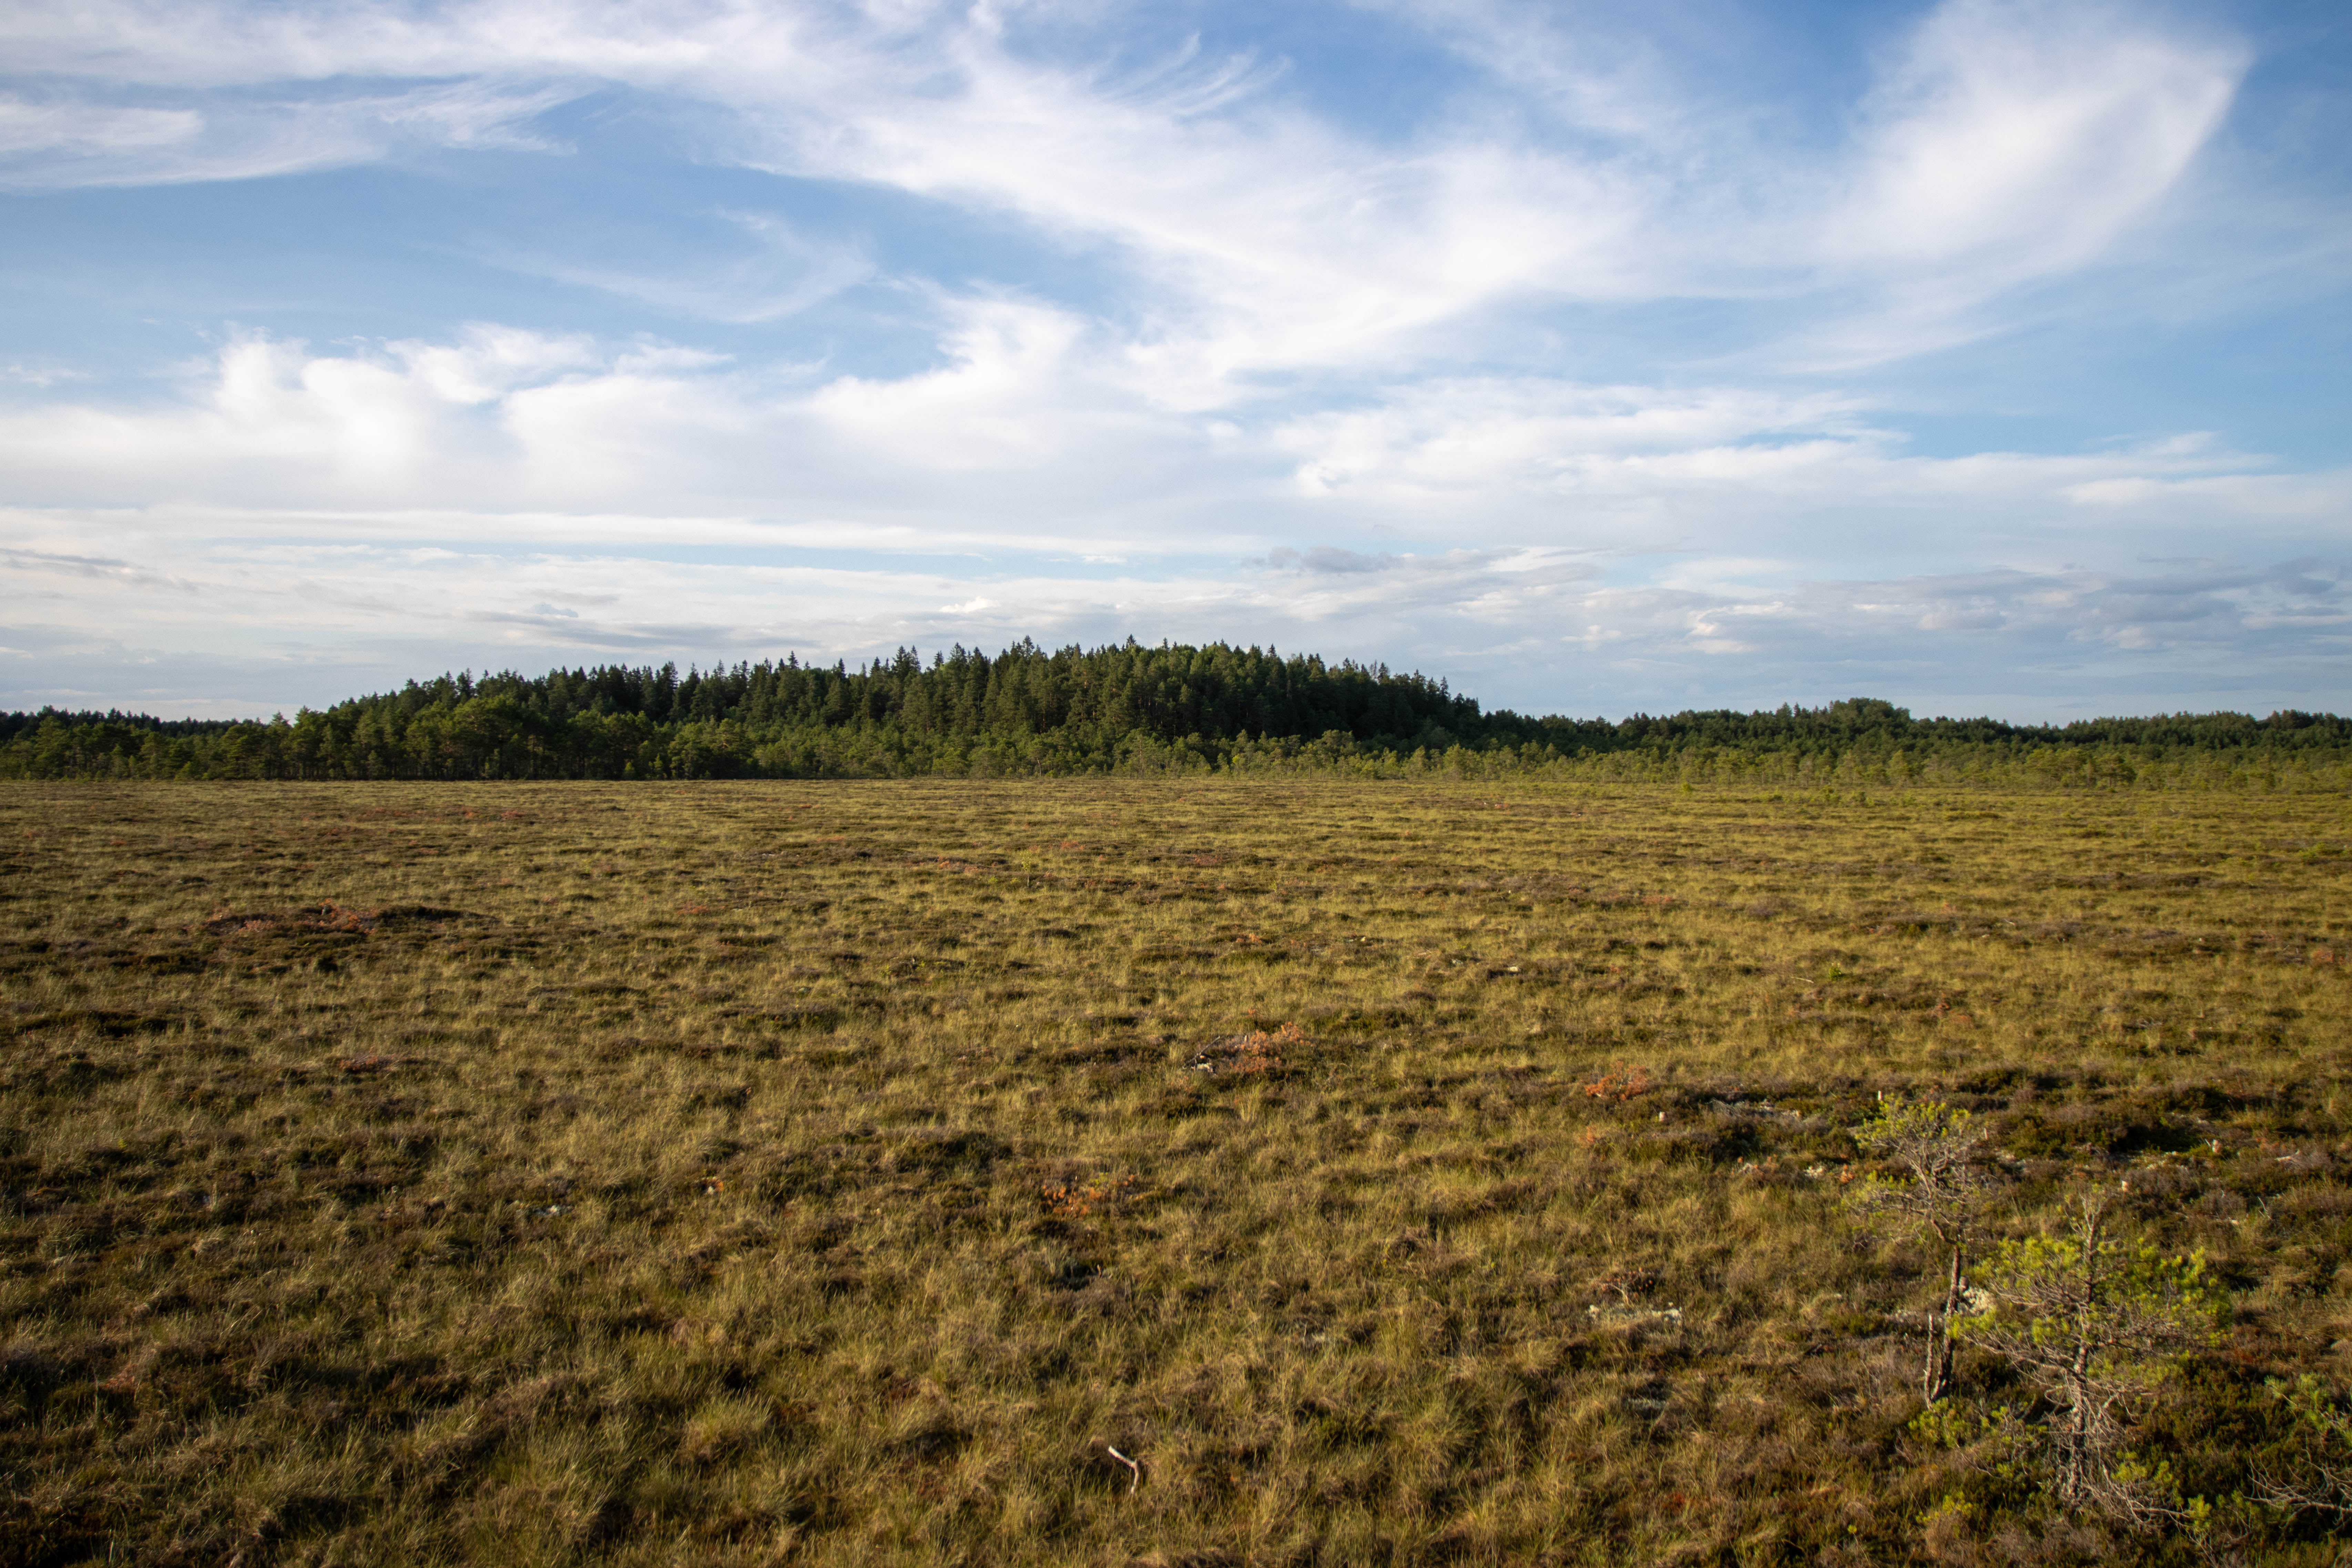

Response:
(2, 639), (2346, 783)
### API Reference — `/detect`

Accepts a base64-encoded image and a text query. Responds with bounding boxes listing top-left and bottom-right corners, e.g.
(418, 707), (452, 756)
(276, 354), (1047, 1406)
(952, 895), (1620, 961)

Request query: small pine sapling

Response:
(1848, 1097), (1995, 1402)
(2255, 1374), (2352, 1523)
(1958, 1192), (2229, 1526)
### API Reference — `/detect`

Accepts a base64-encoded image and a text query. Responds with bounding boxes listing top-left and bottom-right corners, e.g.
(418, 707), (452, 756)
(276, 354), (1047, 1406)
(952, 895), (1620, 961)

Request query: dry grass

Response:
(1, 780), (2349, 1565)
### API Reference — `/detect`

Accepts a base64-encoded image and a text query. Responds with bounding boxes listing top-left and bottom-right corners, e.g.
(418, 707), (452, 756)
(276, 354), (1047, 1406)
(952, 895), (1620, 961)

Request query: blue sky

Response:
(0, 0), (2345, 721)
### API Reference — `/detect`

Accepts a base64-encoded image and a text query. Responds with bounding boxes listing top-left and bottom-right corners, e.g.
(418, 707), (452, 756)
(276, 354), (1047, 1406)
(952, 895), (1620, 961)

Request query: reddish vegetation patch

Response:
(1581, 1061), (1655, 1102)
(1189, 1021), (1306, 1076)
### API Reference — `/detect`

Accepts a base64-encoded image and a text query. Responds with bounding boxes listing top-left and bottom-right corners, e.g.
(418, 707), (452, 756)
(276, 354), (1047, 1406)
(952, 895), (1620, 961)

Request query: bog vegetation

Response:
(2, 777), (2350, 1565)
(4, 641), (2348, 786)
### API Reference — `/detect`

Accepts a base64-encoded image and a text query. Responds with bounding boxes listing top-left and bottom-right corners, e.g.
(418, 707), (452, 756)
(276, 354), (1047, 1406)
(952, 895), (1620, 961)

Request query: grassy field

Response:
(2, 780), (2349, 1565)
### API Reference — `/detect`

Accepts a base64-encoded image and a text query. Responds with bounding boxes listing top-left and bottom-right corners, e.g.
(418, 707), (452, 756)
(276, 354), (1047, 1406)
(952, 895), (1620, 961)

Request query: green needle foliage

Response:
(1959, 1195), (2230, 1526)
(2257, 1375), (2352, 1524)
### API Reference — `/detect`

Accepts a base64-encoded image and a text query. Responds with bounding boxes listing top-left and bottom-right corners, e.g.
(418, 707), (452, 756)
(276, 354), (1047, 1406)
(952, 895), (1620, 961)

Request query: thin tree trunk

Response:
(1928, 1245), (1963, 1402)
(2060, 1204), (2102, 1505)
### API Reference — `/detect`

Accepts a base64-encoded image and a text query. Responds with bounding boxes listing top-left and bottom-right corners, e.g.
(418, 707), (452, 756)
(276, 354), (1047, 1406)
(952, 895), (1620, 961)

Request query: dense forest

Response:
(3, 639), (2347, 786)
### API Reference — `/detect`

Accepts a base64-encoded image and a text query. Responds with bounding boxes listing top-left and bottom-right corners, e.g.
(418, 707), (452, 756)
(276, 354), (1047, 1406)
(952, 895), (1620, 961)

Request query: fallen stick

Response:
(1107, 1445), (1141, 1494)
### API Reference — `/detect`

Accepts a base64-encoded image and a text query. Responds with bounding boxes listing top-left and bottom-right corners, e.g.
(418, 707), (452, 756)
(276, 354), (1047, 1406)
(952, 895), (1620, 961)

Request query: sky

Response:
(0, 0), (2346, 722)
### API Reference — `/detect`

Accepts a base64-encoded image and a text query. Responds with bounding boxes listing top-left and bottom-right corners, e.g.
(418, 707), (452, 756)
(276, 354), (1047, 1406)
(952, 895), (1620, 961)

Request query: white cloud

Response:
(1784, 0), (2249, 363)
(9, 323), (2338, 562)
(0, 94), (200, 157)
(0, 79), (581, 188)
(1273, 380), (1885, 506)
(1834, 1), (2241, 274)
